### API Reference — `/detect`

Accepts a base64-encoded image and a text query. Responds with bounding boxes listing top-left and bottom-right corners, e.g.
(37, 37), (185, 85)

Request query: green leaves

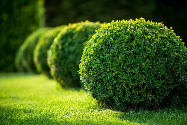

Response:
(16, 28), (50, 73)
(48, 21), (101, 88)
(79, 18), (187, 111)
(34, 26), (65, 77)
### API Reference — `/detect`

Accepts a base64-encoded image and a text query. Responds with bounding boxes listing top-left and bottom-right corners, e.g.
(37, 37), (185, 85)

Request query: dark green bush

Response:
(15, 28), (50, 72)
(0, 0), (45, 72)
(79, 18), (187, 111)
(34, 26), (65, 77)
(48, 21), (101, 88)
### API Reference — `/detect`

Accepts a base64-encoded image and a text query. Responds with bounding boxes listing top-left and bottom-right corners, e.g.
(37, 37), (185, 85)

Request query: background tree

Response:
(0, 0), (45, 72)
(44, 0), (187, 46)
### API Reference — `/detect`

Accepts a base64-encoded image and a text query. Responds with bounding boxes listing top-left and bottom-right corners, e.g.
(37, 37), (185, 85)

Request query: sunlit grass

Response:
(0, 73), (186, 125)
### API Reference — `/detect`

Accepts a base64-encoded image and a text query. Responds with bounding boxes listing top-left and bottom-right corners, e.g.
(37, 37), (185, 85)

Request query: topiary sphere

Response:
(34, 26), (65, 77)
(18, 28), (50, 72)
(48, 21), (101, 88)
(79, 18), (187, 111)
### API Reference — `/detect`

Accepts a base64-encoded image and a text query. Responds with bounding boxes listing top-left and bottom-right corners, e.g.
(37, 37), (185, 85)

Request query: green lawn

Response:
(0, 73), (186, 125)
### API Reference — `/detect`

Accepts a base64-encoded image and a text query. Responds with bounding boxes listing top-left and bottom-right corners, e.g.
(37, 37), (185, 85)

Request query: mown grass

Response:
(0, 73), (186, 125)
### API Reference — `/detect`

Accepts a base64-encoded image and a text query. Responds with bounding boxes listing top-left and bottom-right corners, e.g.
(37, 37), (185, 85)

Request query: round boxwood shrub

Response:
(79, 18), (187, 111)
(48, 21), (101, 88)
(16, 28), (50, 72)
(34, 25), (65, 77)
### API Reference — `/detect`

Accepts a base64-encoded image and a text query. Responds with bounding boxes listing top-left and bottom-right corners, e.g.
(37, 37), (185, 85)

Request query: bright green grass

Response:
(0, 73), (186, 125)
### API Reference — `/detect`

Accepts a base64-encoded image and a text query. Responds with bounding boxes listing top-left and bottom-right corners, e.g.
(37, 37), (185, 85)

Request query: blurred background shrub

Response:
(48, 21), (101, 88)
(15, 28), (50, 73)
(0, 0), (45, 72)
(34, 26), (65, 77)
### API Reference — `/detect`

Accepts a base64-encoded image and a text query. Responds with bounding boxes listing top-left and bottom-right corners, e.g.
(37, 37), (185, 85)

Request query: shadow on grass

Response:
(1, 106), (187, 125)
(0, 106), (140, 125)
(0, 106), (61, 125)
(1, 100), (186, 125)
(117, 107), (187, 125)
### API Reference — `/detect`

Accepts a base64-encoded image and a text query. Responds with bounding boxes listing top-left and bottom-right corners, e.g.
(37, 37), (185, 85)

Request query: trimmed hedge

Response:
(48, 21), (101, 88)
(79, 18), (187, 111)
(15, 28), (50, 72)
(34, 26), (65, 77)
(0, 0), (45, 72)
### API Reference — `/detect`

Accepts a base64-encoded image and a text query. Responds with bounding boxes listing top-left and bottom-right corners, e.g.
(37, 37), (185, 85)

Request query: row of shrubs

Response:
(15, 21), (101, 88)
(15, 18), (187, 112)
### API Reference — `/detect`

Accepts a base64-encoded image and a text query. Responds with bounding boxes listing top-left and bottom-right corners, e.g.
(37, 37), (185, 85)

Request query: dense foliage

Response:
(15, 28), (50, 72)
(79, 18), (187, 111)
(48, 21), (101, 88)
(34, 26), (65, 77)
(0, 0), (45, 72)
